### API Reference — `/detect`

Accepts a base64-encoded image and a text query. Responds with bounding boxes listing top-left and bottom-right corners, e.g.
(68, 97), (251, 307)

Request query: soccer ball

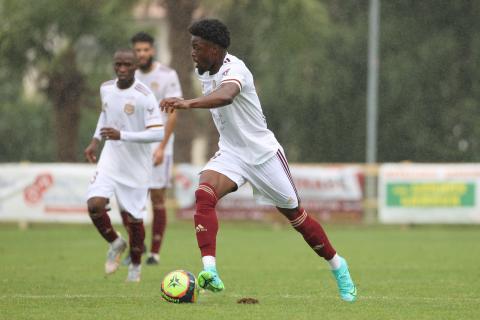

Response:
(160, 270), (198, 303)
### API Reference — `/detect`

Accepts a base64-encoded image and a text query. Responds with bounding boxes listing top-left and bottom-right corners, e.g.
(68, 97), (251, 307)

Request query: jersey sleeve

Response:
(143, 93), (163, 129)
(219, 63), (248, 91)
(164, 71), (183, 98)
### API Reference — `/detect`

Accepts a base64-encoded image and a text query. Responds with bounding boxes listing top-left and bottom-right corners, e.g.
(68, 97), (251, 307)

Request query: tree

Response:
(164, 0), (200, 162)
(0, 0), (137, 161)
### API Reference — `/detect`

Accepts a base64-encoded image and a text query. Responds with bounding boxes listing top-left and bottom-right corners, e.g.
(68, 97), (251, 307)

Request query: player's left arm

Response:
(101, 93), (164, 143)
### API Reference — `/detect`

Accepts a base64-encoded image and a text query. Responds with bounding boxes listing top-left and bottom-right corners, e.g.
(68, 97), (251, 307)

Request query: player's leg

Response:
(147, 153), (173, 265)
(148, 187), (167, 265)
(86, 173), (127, 275)
(115, 184), (149, 282)
(249, 149), (357, 301)
(195, 169), (239, 292)
(123, 212), (145, 282)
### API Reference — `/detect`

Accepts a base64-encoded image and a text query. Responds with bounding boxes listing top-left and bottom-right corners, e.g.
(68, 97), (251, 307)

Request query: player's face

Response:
(191, 36), (216, 74)
(113, 52), (137, 82)
(133, 42), (155, 69)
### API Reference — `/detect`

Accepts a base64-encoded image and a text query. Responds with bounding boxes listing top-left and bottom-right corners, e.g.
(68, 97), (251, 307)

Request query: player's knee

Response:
(87, 198), (106, 217)
(277, 206), (301, 220)
(195, 183), (218, 209)
(150, 189), (165, 207)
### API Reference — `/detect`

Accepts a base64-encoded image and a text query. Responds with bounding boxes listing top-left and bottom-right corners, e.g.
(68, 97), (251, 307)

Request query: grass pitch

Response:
(1, 221), (479, 319)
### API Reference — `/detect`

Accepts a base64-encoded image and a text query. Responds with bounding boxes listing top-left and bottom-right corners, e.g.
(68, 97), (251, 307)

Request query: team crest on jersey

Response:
(150, 82), (159, 90)
(124, 103), (135, 115)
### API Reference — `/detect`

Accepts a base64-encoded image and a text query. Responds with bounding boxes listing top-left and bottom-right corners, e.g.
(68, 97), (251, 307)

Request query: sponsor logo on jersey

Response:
(124, 103), (135, 115)
(102, 102), (108, 111)
(222, 68), (230, 76)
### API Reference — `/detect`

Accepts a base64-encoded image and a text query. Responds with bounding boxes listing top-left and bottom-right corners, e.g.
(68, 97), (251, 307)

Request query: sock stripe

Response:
(290, 210), (308, 228)
(198, 185), (217, 201)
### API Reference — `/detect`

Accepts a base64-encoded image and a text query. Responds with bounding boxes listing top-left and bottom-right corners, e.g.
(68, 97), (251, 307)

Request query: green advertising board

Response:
(387, 183), (475, 207)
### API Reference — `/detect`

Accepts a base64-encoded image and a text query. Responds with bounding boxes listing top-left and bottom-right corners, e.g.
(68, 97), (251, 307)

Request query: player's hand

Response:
(100, 127), (120, 140)
(84, 140), (99, 163)
(153, 146), (165, 166)
(160, 97), (190, 113)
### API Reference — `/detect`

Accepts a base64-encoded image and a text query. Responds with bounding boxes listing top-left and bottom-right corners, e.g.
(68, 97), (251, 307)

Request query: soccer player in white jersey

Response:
(120, 32), (183, 266)
(84, 48), (164, 282)
(160, 19), (357, 302)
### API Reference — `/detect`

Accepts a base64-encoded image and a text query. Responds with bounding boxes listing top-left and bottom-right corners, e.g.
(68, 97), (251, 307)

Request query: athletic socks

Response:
(202, 255), (217, 270)
(89, 208), (118, 243)
(128, 219), (145, 265)
(289, 207), (336, 260)
(194, 183), (219, 257)
(151, 206), (167, 254)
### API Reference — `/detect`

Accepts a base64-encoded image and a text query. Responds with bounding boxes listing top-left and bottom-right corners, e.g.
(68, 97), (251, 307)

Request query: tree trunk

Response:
(46, 47), (84, 162)
(165, 0), (199, 163)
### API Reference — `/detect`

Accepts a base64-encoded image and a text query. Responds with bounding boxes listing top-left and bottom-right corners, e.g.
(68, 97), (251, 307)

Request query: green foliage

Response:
(0, 0), (137, 161)
(218, 0), (368, 162)
(217, 0), (480, 162)
(0, 100), (55, 162)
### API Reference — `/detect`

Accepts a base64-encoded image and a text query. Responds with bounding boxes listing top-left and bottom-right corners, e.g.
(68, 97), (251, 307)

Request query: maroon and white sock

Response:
(89, 208), (118, 243)
(289, 208), (336, 260)
(194, 183), (219, 257)
(120, 210), (131, 234)
(128, 219), (145, 265)
(150, 206), (167, 254)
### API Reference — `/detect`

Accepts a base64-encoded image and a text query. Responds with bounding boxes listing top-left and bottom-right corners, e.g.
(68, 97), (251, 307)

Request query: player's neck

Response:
(209, 52), (227, 75)
(117, 78), (135, 89)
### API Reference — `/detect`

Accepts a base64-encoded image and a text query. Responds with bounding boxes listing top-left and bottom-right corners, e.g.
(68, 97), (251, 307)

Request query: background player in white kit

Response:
(121, 32), (183, 265)
(160, 19), (357, 302)
(84, 48), (164, 282)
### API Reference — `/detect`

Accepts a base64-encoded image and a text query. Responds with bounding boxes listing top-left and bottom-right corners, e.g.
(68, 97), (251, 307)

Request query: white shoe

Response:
(126, 264), (141, 282)
(105, 235), (127, 275)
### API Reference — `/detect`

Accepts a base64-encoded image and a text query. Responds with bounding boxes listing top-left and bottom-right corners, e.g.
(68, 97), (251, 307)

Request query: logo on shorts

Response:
(195, 224), (207, 233)
(313, 244), (325, 252)
(147, 107), (155, 115)
(124, 103), (135, 115)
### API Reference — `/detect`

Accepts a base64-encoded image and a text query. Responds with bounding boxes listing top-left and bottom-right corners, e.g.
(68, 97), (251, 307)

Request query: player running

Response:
(120, 32), (183, 266)
(84, 48), (164, 282)
(160, 19), (357, 302)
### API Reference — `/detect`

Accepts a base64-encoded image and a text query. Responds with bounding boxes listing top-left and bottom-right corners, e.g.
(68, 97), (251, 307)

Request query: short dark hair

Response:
(189, 19), (230, 49)
(131, 32), (155, 45)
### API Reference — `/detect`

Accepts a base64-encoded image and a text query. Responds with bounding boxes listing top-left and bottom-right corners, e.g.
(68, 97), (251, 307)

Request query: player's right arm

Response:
(161, 82), (240, 112)
(84, 111), (105, 163)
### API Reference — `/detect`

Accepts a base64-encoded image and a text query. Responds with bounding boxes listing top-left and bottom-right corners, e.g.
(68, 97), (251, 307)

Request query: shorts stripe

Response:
(275, 150), (300, 201)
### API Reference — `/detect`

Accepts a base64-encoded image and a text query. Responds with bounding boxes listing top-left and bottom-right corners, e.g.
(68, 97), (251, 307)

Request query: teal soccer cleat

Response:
(331, 257), (357, 302)
(198, 268), (225, 292)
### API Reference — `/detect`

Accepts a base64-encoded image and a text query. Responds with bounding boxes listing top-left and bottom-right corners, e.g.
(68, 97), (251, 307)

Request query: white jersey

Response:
(95, 79), (163, 188)
(135, 62), (182, 155)
(196, 53), (280, 165)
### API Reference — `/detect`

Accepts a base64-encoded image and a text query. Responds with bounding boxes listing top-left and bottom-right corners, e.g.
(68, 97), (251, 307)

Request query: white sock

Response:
(202, 255), (216, 270)
(328, 254), (342, 270)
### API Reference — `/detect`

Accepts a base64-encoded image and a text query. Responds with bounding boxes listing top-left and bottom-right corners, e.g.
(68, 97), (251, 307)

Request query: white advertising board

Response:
(379, 163), (480, 224)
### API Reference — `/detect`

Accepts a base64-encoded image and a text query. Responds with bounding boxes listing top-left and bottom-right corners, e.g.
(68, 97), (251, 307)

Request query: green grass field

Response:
(1, 221), (479, 319)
